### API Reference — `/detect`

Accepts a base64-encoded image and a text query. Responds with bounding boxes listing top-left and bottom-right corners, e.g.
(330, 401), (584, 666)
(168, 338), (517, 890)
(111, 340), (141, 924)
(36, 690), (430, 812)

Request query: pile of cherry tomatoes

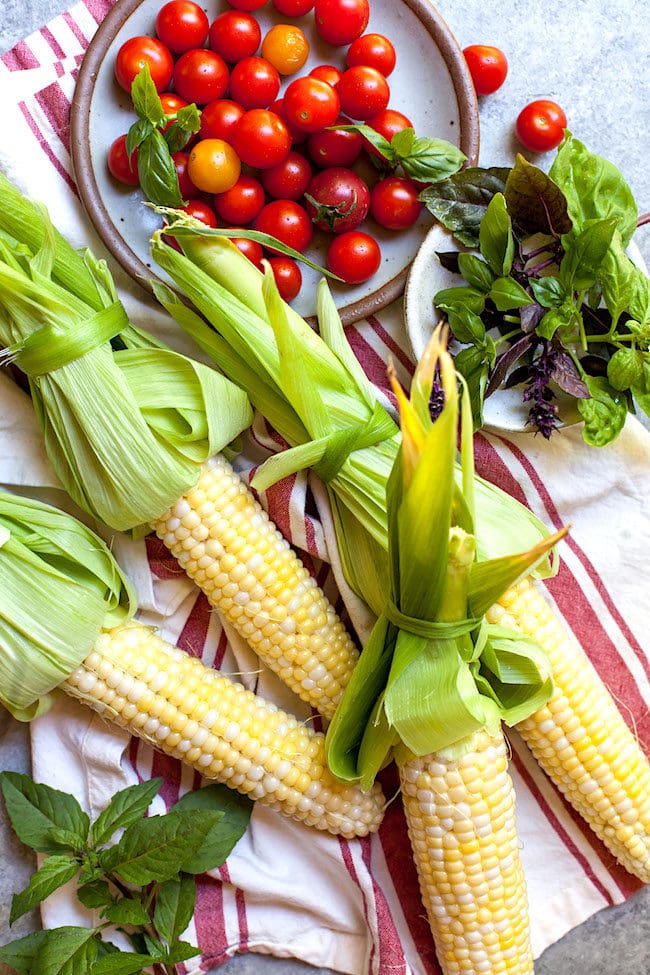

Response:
(108, 0), (428, 300)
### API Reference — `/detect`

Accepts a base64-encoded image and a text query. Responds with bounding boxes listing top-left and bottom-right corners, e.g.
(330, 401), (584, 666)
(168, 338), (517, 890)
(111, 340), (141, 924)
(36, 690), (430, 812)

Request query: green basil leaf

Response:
(454, 344), (491, 428)
(397, 135), (466, 184)
(607, 348), (643, 390)
(137, 130), (184, 208)
(599, 231), (637, 325)
(103, 897), (151, 927)
(163, 105), (201, 154)
(504, 154), (572, 237)
(628, 263), (650, 327)
(34, 925), (99, 975)
(489, 277), (534, 311)
(130, 64), (165, 128)
(334, 124), (395, 163)
(153, 874), (196, 945)
(631, 356), (650, 415)
(529, 276), (565, 308)
(559, 218), (616, 291)
(390, 127), (415, 157)
(457, 253), (495, 292)
(578, 375), (628, 446)
(0, 930), (49, 974)
(164, 940), (202, 964)
(0, 771), (89, 854)
(434, 285), (486, 315)
(10, 856), (79, 924)
(101, 811), (225, 885)
(125, 119), (153, 159)
(537, 304), (574, 340)
(419, 166), (510, 247)
(91, 951), (158, 974)
(447, 307), (487, 345)
(90, 779), (162, 849)
(479, 193), (514, 276)
(77, 879), (113, 910)
(173, 784), (253, 870)
(550, 133), (638, 245)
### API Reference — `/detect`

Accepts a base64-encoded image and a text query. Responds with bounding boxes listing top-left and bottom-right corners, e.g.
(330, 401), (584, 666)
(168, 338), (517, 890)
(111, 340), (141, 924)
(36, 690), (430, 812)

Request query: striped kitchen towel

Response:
(0, 3), (649, 974)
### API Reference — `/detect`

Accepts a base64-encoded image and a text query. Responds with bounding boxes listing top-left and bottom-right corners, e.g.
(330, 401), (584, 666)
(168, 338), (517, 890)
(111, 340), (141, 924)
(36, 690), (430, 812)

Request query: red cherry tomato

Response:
(327, 230), (381, 283)
(304, 167), (370, 233)
(226, 0), (268, 9)
(229, 56), (281, 110)
(313, 0), (370, 46)
(231, 235), (265, 268)
(159, 92), (190, 118)
(268, 255), (303, 301)
(254, 199), (313, 251)
(370, 176), (422, 230)
(346, 33), (396, 76)
(269, 97), (308, 144)
(515, 99), (568, 152)
(232, 109), (292, 168)
(272, 0), (314, 13)
(283, 76), (341, 132)
(181, 198), (218, 226)
(107, 134), (139, 186)
(114, 36), (174, 93)
(462, 44), (508, 96)
(367, 107), (413, 143)
(213, 174), (266, 224)
(155, 1), (209, 54)
(173, 49), (229, 105)
(261, 151), (312, 200)
(307, 114), (363, 168)
(336, 65), (390, 121)
(172, 150), (202, 200)
(208, 11), (261, 63)
(199, 99), (245, 141)
(309, 63), (342, 87)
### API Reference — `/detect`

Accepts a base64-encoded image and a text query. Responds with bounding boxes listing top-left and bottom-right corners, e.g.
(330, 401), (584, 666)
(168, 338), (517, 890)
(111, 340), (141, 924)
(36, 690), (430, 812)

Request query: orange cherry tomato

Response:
(261, 24), (310, 76)
(187, 138), (241, 193)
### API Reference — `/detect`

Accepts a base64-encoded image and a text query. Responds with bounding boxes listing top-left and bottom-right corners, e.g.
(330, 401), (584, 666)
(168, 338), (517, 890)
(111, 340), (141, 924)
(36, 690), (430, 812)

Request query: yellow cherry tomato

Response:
(187, 138), (241, 193)
(261, 24), (310, 76)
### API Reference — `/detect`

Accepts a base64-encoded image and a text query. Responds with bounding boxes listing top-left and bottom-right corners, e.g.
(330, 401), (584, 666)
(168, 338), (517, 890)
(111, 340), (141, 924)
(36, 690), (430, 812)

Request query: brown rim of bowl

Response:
(71, 0), (479, 327)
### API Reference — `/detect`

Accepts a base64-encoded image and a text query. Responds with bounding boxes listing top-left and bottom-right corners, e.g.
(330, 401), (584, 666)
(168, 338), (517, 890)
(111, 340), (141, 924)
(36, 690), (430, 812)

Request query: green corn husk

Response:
(325, 327), (561, 787)
(150, 221), (559, 615)
(0, 492), (135, 720)
(0, 175), (252, 533)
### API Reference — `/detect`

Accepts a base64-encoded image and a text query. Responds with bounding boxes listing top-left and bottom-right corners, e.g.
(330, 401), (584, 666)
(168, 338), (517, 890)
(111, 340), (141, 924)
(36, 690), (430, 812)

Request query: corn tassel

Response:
(63, 620), (384, 839)
(152, 455), (359, 720)
(488, 578), (650, 882)
(399, 730), (533, 975)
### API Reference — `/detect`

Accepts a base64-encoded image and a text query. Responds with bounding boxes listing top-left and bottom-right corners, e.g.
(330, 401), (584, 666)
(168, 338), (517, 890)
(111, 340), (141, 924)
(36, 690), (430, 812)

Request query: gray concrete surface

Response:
(1, 1), (649, 974)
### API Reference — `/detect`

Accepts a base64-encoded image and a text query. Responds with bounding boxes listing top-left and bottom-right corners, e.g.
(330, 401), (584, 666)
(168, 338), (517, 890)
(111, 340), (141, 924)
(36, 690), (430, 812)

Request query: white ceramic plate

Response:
(71, 0), (479, 324)
(404, 222), (649, 432)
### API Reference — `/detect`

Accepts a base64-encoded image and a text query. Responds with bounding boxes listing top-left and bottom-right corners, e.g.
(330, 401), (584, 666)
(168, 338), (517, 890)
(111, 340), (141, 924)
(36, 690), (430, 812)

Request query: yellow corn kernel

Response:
(63, 621), (384, 838)
(488, 577), (650, 882)
(152, 456), (358, 719)
(399, 730), (533, 975)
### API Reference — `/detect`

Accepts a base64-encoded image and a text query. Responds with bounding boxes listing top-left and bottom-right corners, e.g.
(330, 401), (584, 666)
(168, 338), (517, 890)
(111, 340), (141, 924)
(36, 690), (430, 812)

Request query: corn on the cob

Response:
(152, 454), (359, 720)
(63, 620), (384, 838)
(488, 578), (650, 882)
(399, 730), (533, 975)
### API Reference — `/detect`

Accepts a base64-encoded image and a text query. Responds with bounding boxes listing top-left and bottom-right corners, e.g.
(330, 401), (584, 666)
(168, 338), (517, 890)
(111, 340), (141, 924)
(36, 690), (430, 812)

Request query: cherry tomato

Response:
(159, 92), (190, 121)
(462, 44), (508, 96)
(268, 255), (303, 301)
(261, 150), (312, 200)
(336, 65), (390, 121)
(304, 167), (370, 233)
(229, 56), (281, 109)
(231, 235), (265, 269)
(269, 97), (308, 144)
(187, 138), (242, 193)
(181, 198), (218, 226)
(346, 33), (396, 76)
(199, 99), (245, 141)
(213, 173), (266, 224)
(262, 24), (310, 76)
(254, 199), (313, 251)
(155, 1), (209, 54)
(327, 230), (381, 283)
(314, 0), (370, 47)
(309, 64), (342, 87)
(283, 76), (340, 132)
(272, 0), (314, 13)
(367, 107), (413, 143)
(515, 99), (568, 152)
(232, 109), (292, 168)
(208, 11), (261, 63)
(172, 150), (202, 199)
(370, 175), (422, 230)
(307, 114), (363, 168)
(173, 49), (229, 105)
(107, 134), (139, 186)
(226, 0), (268, 9)
(114, 36), (174, 93)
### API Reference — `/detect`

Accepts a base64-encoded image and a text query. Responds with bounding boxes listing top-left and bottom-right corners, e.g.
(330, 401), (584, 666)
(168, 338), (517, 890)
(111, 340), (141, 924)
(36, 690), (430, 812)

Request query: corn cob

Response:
(399, 730), (533, 975)
(151, 455), (359, 720)
(487, 578), (650, 881)
(63, 620), (384, 839)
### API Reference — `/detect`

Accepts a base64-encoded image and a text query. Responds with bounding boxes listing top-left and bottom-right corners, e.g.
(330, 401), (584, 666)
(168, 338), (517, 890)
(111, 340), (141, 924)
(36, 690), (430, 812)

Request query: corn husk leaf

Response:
(0, 180), (252, 532)
(0, 493), (135, 720)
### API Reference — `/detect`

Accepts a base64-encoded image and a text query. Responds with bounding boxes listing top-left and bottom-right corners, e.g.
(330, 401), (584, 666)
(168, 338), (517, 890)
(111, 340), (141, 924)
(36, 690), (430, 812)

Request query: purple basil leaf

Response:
(551, 352), (590, 398)
(486, 334), (532, 396)
(519, 302), (546, 333)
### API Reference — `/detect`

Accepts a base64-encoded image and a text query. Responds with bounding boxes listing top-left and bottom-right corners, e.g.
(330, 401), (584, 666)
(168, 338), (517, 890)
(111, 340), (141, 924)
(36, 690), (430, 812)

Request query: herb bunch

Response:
(420, 134), (650, 445)
(0, 772), (252, 975)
